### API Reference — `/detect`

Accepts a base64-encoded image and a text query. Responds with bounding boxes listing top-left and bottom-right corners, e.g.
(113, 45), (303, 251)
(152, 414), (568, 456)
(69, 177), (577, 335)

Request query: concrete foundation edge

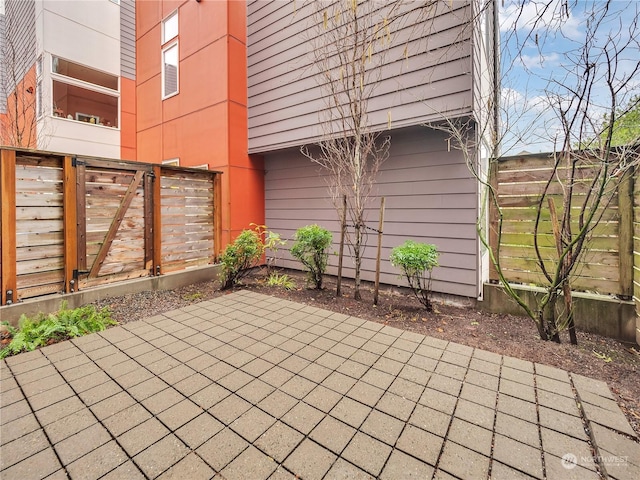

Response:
(0, 265), (222, 327)
(479, 282), (638, 345)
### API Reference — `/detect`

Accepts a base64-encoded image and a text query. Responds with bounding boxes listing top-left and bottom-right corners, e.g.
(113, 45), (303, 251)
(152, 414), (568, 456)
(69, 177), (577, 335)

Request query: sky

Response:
(498, 0), (640, 155)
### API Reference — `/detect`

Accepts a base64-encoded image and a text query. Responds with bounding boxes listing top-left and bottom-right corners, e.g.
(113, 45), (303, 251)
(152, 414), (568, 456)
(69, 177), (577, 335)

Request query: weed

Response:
(266, 272), (296, 290)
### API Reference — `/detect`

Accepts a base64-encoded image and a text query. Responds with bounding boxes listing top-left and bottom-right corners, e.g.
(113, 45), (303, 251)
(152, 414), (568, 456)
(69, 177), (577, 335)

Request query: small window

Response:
(162, 11), (178, 44)
(162, 43), (179, 98)
(163, 158), (180, 166)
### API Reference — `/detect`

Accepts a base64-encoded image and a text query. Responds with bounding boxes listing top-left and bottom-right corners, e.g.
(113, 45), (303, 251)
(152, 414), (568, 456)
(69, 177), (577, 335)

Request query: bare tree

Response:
(301, 0), (408, 300)
(0, 2), (42, 148)
(432, 0), (640, 344)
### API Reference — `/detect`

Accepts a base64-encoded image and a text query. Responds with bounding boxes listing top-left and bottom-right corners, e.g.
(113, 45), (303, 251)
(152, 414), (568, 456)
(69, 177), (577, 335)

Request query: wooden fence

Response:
(0, 148), (222, 305)
(489, 153), (633, 298)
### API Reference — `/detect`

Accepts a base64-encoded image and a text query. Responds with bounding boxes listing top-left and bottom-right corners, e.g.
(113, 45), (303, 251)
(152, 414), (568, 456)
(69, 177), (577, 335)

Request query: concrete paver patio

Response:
(1, 290), (639, 479)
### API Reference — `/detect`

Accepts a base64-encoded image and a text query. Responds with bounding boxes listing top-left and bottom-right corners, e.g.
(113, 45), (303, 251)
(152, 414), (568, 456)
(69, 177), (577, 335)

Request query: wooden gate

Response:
(75, 158), (154, 289)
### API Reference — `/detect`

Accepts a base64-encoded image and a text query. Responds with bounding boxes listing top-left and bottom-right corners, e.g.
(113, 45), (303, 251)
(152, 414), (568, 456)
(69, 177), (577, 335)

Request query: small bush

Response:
(290, 224), (332, 289)
(390, 240), (439, 311)
(0, 303), (115, 359)
(266, 272), (296, 290)
(219, 229), (265, 289)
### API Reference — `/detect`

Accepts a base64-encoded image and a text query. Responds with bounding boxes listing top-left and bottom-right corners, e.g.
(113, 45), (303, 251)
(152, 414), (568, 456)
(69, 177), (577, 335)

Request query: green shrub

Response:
(266, 272), (296, 290)
(290, 224), (333, 289)
(0, 303), (115, 359)
(219, 229), (265, 289)
(390, 240), (439, 311)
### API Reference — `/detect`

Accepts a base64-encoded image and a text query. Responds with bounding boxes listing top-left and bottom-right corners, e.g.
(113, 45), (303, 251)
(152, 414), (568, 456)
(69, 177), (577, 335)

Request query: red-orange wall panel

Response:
(228, 37), (247, 107)
(229, 164), (265, 234)
(137, 125), (162, 163)
(137, 75), (162, 132)
(180, 0), (228, 59)
(137, 0), (162, 39)
(162, 40), (228, 122)
(228, 0), (246, 43)
(137, 25), (162, 85)
(162, 103), (229, 166)
(162, 0), (185, 18)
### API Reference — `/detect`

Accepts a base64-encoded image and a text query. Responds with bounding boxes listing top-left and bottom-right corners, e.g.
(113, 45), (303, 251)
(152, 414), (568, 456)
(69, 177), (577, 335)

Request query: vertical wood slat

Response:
(63, 156), (78, 293)
(213, 172), (223, 259)
(143, 171), (153, 272)
(618, 168), (634, 299)
(153, 165), (162, 274)
(1, 150), (17, 305)
(488, 159), (499, 282)
(76, 163), (87, 271)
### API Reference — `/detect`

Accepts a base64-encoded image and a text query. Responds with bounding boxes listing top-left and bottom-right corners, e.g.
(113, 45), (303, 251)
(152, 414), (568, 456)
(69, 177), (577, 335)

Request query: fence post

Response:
(63, 156), (78, 293)
(213, 172), (223, 259)
(488, 159), (499, 283)
(618, 168), (634, 299)
(1, 149), (17, 305)
(153, 165), (162, 275)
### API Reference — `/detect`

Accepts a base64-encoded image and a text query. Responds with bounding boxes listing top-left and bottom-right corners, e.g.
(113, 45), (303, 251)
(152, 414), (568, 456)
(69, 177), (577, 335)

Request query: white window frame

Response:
(163, 158), (180, 166)
(50, 55), (120, 127)
(162, 11), (178, 45)
(161, 42), (179, 99)
(35, 56), (43, 118)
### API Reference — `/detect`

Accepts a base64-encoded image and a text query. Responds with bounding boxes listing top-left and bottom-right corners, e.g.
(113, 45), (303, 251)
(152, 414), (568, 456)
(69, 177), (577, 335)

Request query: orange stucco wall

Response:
(120, 77), (137, 160)
(136, 0), (264, 247)
(0, 65), (37, 148)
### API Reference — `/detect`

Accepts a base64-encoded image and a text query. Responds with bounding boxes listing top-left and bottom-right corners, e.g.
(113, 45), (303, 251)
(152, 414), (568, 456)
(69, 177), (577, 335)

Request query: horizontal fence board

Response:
(15, 192), (64, 207)
(16, 270), (64, 289)
(495, 154), (625, 296)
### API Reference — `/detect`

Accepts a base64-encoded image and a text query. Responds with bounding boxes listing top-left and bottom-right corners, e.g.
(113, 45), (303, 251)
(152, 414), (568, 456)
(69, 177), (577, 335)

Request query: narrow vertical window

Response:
(162, 43), (179, 98)
(161, 11), (179, 99)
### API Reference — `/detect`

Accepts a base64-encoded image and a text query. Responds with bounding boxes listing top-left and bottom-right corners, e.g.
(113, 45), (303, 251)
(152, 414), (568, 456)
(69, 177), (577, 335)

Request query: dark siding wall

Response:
(120, 0), (136, 80)
(247, 0), (474, 154)
(265, 127), (479, 298)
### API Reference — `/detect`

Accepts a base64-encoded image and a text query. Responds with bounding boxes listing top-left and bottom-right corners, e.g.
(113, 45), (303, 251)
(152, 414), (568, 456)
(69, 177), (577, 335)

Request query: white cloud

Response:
(520, 52), (561, 69)
(500, 0), (583, 41)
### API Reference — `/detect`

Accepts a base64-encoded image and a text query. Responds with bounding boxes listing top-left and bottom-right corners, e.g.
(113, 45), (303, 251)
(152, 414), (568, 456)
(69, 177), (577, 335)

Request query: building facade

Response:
(1, 0), (497, 300)
(0, 0), (136, 159)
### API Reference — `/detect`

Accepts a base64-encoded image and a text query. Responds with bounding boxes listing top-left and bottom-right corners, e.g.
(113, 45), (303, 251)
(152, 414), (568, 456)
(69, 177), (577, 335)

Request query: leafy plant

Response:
(219, 229), (266, 289)
(0, 303), (115, 359)
(252, 223), (287, 271)
(290, 224), (333, 289)
(390, 240), (439, 311)
(266, 272), (296, 290)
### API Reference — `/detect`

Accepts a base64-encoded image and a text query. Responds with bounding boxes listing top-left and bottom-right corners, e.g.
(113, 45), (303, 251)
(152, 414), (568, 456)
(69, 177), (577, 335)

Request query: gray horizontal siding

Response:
(2, 0), (36, 83)
(0, 12), (6, 112)
(120, 0), (135, 79)
(248, 0), (474, 154)
(264, 126), (479, 298)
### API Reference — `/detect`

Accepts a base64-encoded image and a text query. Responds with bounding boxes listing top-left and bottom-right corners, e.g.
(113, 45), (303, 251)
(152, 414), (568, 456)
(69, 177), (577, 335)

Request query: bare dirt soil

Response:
(91, 267), (640, 437)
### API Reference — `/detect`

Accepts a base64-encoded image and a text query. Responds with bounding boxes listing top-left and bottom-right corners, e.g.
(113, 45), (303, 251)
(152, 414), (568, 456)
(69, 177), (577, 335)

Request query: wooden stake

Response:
(336, 195), (347, 297)
(373, 196), (385, 306)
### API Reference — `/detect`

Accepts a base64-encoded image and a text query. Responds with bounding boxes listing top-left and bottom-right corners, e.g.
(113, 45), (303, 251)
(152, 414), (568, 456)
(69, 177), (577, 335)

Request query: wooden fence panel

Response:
(0, 148), (223, 305)
(14, 155), (65, 299)
(494, 155), (623, 296)
(160, 169), (215, 273)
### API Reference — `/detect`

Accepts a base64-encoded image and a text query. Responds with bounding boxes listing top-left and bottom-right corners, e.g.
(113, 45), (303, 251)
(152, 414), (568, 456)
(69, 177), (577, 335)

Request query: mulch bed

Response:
(90, 267), (640, 437)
